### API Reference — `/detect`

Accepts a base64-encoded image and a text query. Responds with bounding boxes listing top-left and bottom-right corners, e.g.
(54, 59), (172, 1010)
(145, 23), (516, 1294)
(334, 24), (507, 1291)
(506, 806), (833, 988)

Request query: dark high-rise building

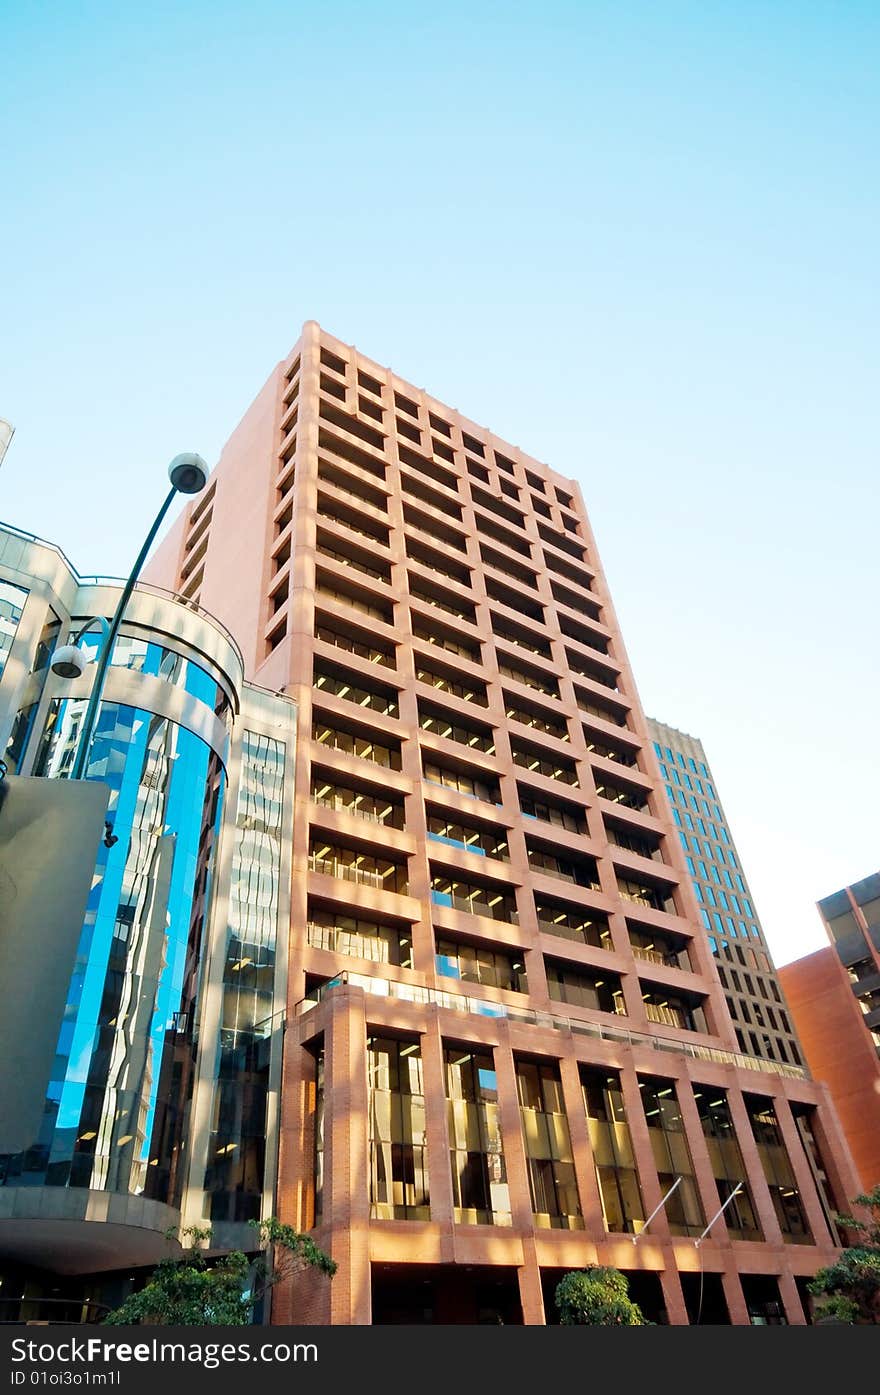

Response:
(646, 719), (804, 1070)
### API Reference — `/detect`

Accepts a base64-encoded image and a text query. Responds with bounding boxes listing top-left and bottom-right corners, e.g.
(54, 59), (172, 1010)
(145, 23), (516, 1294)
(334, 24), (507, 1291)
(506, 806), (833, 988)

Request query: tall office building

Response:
(646, 720), (804, 1071)
(780, 873), (880, 1189)
(145, 320), (857, 1325)
(0, 522), (295, 1322)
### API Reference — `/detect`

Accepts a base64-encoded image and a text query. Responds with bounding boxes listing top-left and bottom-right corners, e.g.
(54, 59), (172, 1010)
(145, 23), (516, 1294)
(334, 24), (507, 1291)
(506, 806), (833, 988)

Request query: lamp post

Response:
(50, 454), (208, 782)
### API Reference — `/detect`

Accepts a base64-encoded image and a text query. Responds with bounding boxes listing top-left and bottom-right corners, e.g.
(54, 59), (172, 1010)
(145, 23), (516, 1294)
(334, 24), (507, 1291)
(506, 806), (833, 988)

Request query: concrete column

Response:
(518, 1237), (547, 1325)
(420, 1010), (456, 1259)
(720, 1266), (750, 1325)
(325, 988), (371, 1324)
(618, 1064), (670, 1238)
(493, 1031), (536, 1235)
(658, 1264), (689, 1325)
(558, 1054), (605, 1233)
(778, 1267), (808, 1326)
(725, 1084), (783, 1244)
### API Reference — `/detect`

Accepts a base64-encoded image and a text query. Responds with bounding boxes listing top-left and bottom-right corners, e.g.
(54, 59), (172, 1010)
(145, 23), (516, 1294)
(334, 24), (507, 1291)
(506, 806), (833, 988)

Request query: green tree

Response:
(808, 1184), (880, 1324)
(105, 1220), (336, 1326)
(555, 1266), (647, 1326)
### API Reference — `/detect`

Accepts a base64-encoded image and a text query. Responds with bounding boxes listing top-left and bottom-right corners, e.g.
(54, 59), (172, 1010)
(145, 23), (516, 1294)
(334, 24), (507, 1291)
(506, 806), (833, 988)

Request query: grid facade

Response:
(647, 720), (804, 1070)
(781, 874), (880, 1188)
(146, 321), (860, 1325)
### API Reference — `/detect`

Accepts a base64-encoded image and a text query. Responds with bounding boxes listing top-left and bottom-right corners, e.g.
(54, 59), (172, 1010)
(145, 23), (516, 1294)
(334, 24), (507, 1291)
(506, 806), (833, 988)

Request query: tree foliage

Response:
(555, 1266), (647, 1326)
(808, 1184), (880, 1324)
(105, 1220), (336, 1326)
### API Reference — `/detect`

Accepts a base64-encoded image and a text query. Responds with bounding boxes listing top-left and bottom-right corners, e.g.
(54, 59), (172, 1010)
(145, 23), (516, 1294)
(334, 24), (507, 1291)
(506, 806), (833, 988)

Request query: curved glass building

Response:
(0, 522), (296, 1323)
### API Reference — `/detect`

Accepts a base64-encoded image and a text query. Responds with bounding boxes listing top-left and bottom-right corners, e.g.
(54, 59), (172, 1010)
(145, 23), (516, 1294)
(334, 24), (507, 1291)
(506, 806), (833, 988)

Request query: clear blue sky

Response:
(2, 1), (877, 964)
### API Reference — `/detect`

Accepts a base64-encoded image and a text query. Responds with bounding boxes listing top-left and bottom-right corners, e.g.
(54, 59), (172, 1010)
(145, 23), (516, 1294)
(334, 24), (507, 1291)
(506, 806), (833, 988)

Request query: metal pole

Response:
(70, 485), (178, 781)
(694, 1181), (743, 1247)
(631, 1175), (683, 1243)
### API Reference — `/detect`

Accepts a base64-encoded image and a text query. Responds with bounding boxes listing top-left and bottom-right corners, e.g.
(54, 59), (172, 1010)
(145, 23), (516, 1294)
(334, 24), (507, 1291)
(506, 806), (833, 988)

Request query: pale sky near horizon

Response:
(2, 1), (877, 966)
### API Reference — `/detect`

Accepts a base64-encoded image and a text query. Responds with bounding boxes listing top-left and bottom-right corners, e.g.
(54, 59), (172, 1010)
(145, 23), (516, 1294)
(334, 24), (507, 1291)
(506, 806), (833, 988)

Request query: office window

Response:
(430, 875), (518, 925)
(516, 1059), (583, 1229)
(638, 1079), (705, 1237)
(0, 580), (28, 679)
(693, 1089), (762, 1240)
(581, 1068), (644, 1234)
(745, 1097), (812, 1244)
(307, 910), (412, 967)
(436, 937), (526, 993)
(546, 961), (625, 1015)
(368, 1036), (429, 1220)
(446, 1047), (511, 1226)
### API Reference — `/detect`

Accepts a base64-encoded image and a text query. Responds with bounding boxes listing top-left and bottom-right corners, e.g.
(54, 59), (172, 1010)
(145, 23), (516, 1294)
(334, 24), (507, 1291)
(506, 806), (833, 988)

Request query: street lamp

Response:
(51, 453), (208, 781)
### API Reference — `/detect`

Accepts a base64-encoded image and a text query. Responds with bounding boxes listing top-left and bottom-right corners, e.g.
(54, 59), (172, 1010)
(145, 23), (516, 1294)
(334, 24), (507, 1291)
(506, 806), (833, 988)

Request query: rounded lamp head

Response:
(168, 453), (209, 495)
(51, 644), (88, 679)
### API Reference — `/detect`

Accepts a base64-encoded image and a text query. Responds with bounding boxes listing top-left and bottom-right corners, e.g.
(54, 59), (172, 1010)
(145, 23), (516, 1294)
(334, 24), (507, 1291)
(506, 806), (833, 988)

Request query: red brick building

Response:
(147, 321), (859, 1324)
(780, 875), (880, 1192)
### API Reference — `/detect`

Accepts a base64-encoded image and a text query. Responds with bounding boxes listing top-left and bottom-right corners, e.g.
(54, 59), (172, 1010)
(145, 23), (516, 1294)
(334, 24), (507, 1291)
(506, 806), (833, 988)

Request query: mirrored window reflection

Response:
(637, 1077), (705, 1237)
(580, 1068), (644, 1234)
(4, 609), (63, 773)
(61, 630), (232, 735)
(516, 1058), (583, 1230)
(0, 580), (28, 680)
(745, 1096), (813, 1244)
(446, 1047), (511, 1226)
(4, 698), (222, 1203)
(206, 731), (286, 1222)
(367, 1036), (430, 1220)
(692, 1089), (762, 1240)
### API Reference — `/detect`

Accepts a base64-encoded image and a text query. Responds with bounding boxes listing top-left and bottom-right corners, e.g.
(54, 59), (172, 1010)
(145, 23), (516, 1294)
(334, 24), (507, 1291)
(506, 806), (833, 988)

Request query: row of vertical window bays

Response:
(306, 907), (706, 1030)
(272, 443), (597, 606)
(306, 828), (680, 922)
(312, 758), (662, 866)
(336, 1035), (824, 1240)
(282, 358), (581, 535)
(308, 758), (674, 892)
(305, 885), (697, 974)
(312, 659), (639, 765)
(310, 713), (656, 837)
(307, 604), (628, 734)
(729, 1012), (802, 1069)
(723, 984), (800, 1062)
(269, 513), (609, 666)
